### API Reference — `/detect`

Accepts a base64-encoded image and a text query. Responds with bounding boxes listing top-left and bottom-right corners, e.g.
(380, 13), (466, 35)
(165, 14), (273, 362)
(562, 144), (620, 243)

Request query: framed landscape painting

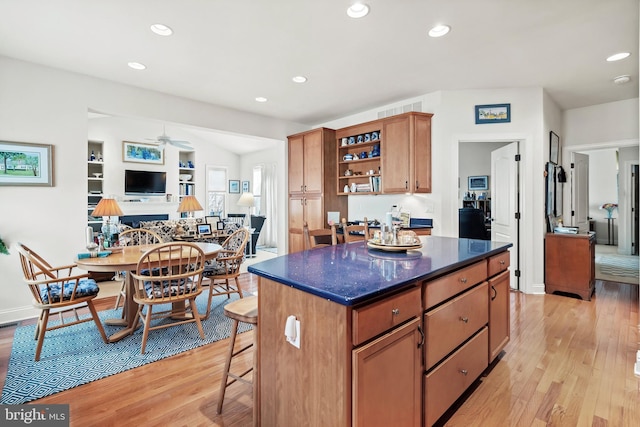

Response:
(229, 180), (240, 194)
(0, 141), (54, 186)
(475, 103), (511, 124)
(123, 141), (164, 165)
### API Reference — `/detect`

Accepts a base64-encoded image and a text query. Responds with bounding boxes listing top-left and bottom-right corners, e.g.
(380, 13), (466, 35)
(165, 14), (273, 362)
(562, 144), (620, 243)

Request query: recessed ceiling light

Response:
(428, 24), (451, 38)
(150, 23), (173, 36)
(606, 52), (630, 62)
(613, 75), (631, 85)
(292, 76), (307, 83)
(347, 3), (369, 18)
(255, 97), (268, 103)
(127, 62), (146, 70)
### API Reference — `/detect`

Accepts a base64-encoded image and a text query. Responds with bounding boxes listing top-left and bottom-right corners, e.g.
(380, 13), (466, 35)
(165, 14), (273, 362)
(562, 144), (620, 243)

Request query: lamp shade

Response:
(91, 198), (123, 217)
(177, 195), (203, 213)
(237, 192), (255, 207)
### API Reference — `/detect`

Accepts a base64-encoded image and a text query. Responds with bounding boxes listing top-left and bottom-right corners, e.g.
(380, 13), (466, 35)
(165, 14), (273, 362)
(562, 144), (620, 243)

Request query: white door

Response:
(571, 152), (589, 232)
(491, 142), (519, 290)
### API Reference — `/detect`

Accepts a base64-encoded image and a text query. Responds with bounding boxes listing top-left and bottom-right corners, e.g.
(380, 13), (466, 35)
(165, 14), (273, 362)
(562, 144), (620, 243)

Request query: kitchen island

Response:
(248, 236), (512, 427)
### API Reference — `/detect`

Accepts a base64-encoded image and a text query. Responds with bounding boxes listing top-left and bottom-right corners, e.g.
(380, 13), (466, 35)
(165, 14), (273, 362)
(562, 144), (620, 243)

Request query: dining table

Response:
(76, 241), (222, 343)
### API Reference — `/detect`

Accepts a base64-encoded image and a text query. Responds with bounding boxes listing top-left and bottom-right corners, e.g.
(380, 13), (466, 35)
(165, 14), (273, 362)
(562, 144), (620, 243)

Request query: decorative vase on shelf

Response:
(600, 203), (617, 219)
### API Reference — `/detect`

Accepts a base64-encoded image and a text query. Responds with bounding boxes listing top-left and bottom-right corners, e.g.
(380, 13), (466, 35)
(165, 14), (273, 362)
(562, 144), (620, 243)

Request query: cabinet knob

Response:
(459, 316), (469, 323)
(300, 185), (304, 192)
(459, 369), (468, 376)
(459, 277), (467, 283)
(499, 260), (505, 265)
(392, 308), (400, 316)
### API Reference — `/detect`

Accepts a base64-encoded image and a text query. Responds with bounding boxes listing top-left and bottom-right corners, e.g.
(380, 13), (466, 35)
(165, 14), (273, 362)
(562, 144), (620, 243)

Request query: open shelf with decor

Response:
(87, 140), (104, 232)
(336, 128), (381, 195)
(178, 151), (195, 200)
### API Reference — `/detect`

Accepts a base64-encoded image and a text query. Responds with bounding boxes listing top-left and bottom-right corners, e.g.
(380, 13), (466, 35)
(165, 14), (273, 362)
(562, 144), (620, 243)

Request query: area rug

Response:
(1, 293), (251, 404)
(595, 254), (639, 285)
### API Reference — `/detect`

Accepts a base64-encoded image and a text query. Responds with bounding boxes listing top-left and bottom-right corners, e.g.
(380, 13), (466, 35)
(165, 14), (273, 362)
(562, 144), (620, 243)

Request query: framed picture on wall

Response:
(242, 180), (250, 193)
(475, 103), (511, 124)
(229, 180), (240, 194)
(549, 131), (560, 165)
(0, 140), (54, 186)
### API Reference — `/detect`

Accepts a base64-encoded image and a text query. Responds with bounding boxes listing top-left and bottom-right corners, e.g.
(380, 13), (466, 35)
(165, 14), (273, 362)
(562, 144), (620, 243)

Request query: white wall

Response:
(0, 56), (302, 324)
(321, 87), (550, 294)
(561, 98), (640, 254)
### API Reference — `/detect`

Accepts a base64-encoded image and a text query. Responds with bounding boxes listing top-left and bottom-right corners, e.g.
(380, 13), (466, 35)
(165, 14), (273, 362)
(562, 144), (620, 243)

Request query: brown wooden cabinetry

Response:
(382, 112), (432, 194)
(336, 112), (432, 195)
(545, 232), (596, 300)
(288, 127), (347, 253)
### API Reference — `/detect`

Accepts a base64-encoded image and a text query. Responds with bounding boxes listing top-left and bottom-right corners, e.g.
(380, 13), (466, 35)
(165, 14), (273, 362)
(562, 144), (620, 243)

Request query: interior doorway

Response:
(632, 164), (639, 255)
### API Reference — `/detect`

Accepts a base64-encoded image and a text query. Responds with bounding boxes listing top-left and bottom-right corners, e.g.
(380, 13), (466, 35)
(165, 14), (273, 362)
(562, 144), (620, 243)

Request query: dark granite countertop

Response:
(248, 236), (512, 306)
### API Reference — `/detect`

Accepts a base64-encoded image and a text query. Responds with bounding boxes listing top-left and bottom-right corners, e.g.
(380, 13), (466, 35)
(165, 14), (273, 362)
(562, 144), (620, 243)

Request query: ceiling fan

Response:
(146, 126), (193, 150)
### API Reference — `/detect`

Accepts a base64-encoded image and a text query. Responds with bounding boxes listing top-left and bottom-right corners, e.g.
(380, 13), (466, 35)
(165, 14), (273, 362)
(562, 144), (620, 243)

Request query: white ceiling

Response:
(0, 0), (638, 127)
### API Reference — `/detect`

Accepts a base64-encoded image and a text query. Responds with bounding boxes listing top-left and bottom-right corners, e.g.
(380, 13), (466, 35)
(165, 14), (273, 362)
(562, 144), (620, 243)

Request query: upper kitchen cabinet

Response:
(289, 128), (330, 196)
(382, 112), (433, 194)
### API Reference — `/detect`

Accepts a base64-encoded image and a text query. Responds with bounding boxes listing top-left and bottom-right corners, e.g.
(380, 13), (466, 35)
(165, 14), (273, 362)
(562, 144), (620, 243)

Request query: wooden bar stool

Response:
(217, 295), (258, 415)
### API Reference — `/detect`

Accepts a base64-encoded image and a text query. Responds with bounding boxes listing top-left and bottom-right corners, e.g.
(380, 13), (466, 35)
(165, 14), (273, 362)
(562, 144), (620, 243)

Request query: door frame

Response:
(563, 138), (638, 255)
(456, 135), (527, 292)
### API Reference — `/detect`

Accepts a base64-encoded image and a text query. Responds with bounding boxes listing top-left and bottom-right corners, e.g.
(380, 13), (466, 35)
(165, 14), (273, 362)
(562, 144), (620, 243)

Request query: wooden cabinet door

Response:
(489, 270), (510, 362)
(302, 130), (323, 195)
(288, 135), (305, 195)
(304, 196), (324, 230)
(381, 115), (410, 193)
(353, 318), (422, 427)
(413, 114), (432, 193)
(288, 197), (305, 253)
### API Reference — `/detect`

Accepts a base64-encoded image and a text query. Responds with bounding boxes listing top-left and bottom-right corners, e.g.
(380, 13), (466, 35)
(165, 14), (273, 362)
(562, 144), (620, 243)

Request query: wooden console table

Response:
(545, 232), (596, 300)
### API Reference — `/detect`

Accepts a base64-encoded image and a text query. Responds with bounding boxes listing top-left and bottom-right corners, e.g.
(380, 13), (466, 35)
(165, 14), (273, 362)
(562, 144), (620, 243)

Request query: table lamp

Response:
(91, 197), (123, 246)
(237, 192), (255, 228)
(177, 195), (203, 235)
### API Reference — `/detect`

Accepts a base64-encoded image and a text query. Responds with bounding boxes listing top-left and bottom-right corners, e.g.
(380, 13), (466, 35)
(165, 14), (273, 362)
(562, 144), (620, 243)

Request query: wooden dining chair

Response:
(303, 222), (338, 249)
(113, 228), (164, 311)
(130, 242), (206, 354)
(16, 242), (108, 361)
(202, 227), (250, 319)
(341, 217), (370, 243)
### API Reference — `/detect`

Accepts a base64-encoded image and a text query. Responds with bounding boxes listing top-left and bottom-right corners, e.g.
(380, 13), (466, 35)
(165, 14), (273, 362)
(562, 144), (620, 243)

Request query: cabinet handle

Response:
(459, 369), (468, 376)
(491, 285), (497, 301)
(459, 277), (467, 283)
(300, 185), (304, 192)
(459, 316), (469, 323)
(304, 185), (307, 192)
(405, 180), (408, 189)
(416, 180), (419, 189)
(391, 308), (400, 316)
(499, 260), (505, 265)
(417, 325), (424, 349)
(300, 199), (304, 206)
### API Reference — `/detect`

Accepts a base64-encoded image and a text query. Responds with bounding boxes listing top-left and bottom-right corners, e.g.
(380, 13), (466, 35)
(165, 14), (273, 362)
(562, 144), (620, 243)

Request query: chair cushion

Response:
(143, 279), (197, 299)
(39, 278), (100, 304)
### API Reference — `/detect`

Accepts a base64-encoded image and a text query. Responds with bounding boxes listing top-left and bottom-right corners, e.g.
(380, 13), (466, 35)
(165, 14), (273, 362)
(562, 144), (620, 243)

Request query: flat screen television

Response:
(124, 169), (166, 195)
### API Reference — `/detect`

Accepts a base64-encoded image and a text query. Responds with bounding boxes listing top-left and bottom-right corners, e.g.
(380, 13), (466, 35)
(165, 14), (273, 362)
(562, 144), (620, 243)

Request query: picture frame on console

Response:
(0, 140), (54, 186)
(122, 141), (164, 165)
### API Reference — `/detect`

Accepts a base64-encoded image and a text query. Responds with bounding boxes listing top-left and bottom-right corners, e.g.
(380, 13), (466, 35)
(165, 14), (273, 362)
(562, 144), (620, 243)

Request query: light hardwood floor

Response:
(1, 276), (638, 426)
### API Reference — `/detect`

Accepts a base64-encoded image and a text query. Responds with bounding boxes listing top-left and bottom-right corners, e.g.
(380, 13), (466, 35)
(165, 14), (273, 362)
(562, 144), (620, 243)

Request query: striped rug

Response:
(596, 254), (639, 284)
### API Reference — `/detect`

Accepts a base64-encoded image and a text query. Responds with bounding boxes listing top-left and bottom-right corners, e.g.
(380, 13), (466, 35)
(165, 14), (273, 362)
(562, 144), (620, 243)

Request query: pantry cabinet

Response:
(288, 127), (347, 253)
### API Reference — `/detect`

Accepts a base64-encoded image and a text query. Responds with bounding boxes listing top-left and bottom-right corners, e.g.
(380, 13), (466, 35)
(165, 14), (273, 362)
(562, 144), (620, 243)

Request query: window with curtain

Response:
(206, 166), (227, 217)
(253, 165), (262, 215)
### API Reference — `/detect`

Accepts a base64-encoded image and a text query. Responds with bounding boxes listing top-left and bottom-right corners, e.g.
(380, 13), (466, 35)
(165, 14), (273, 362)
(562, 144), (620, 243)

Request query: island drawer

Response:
(423, 260), (487, 310)
(424, 327), (488, 427)
(352, 286), (422, 346)
(488, 251), (510, 277)
(424, 282), (488, 369)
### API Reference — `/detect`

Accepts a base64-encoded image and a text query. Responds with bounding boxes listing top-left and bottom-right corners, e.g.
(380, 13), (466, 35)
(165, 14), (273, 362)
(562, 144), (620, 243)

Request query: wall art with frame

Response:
(0, 140), (54, 186)
(242, 180), (250, 193)
(549, 131), (560, 165)
(229, 179), (240, 194)
(122, 141), (164, 165)
(475, 103), (511, 124)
